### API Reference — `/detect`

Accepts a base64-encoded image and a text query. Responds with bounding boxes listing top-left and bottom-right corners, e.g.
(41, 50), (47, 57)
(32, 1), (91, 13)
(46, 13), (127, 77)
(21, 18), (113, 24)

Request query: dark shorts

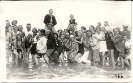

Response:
(37, 53), (45, 58)
(31, 43), (37, 54)
(17, 49), (22, 54)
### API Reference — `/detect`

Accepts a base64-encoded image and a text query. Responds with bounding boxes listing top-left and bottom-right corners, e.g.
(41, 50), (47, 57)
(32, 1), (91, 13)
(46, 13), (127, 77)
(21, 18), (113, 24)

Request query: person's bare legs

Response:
(60, 53), (65, 65)
(15, 53), (19, 66)
(75, 53), (82, 62)
(43, 54), (49, 65)
(102, 51), (106, 66)
(99, 52), (102, 65)
(119, 55), (124, 68)
(34, 54), (39, 65)
(18, 51), (22, 64)
(31, 54), (35, 63)
(124, 58), (130, 67)
(110, 49), (115, 69)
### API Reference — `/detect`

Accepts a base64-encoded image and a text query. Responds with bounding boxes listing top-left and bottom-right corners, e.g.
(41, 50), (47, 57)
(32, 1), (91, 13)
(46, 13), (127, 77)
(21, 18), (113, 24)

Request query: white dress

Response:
(37, 36), (47, 54)
(97, 32), (107, 52)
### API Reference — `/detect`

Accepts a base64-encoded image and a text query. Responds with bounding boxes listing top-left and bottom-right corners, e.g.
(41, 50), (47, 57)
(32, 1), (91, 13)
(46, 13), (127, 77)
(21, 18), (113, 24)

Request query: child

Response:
(123, 35), (131, 68)
(67, 14), (77, 34)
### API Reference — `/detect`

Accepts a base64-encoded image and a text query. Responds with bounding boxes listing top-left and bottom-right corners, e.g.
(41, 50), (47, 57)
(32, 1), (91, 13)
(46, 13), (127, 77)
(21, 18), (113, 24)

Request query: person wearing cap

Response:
(43, 9), (57, 33)
(37, 29), (49, 64)
(12, 20), (17, 26)
(122, 26), (130, 39)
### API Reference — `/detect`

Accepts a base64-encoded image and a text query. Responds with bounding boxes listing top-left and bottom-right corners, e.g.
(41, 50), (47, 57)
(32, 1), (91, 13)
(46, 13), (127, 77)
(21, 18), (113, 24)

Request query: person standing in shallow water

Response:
(44, 9), (57, 33)
(37, 29), (49, 64)
(104, 21), (116, 69)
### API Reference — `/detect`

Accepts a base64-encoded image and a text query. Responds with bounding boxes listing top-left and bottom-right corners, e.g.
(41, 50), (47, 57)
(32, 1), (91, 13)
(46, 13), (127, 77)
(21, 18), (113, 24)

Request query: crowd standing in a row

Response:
(5, 9), (131, 70)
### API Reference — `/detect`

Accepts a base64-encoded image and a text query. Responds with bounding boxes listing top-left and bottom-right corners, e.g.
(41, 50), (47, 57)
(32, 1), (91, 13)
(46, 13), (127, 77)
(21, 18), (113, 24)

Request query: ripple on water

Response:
(6, 61), (131, 80)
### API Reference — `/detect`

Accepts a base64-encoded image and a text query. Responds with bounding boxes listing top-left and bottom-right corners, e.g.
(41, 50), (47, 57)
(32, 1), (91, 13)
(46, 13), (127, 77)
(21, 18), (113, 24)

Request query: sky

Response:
(1, 1), (132, 31)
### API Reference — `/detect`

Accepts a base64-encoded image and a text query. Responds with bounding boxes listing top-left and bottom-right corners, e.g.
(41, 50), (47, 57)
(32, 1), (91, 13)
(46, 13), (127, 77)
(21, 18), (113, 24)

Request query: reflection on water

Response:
(6, 58), (131, 80)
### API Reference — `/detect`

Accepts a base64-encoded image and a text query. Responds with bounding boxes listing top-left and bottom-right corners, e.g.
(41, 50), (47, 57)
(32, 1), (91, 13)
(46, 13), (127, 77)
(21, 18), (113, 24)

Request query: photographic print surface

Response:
(0, 0), (132, 82)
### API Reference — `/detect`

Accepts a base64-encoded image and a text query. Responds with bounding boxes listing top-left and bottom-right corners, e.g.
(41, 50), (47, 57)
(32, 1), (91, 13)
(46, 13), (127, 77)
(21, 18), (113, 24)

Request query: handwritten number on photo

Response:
(115, 74), (123, 78)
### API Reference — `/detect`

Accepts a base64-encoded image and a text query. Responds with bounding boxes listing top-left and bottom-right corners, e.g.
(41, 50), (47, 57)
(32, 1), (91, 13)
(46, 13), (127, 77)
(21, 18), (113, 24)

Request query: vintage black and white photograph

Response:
(0, 0), (132, 82)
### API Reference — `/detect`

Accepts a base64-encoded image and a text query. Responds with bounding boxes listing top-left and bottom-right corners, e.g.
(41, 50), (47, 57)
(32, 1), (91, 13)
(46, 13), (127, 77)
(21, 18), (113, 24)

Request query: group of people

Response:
(5, 9), (131, 70)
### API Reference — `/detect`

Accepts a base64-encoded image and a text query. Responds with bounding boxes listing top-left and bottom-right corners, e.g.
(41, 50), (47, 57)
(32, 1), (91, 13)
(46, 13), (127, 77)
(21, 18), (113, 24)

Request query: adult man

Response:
(43, 9), (57, 33)
(109, 28), (125, 68)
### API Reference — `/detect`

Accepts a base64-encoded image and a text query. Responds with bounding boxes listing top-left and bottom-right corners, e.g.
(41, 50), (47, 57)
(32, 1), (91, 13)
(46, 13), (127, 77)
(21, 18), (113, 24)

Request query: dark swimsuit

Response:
(77, 38), (84, 55)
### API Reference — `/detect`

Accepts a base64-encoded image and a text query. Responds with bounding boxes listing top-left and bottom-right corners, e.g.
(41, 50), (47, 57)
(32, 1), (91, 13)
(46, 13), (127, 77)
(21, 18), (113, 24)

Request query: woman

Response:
(74, 31), (84, 62)
(68, 35), (78, 63)
(30, 28), (38, 65)
(104, 21), (115, 69)
(37, 29), (49, 64)
(24, 33), (32, 63)
(5, 25), (12, 64)
(89, 28), (100, 66)
(89, 25), (95, 34)
(14, 34), (23, 65)
(11, 26), (18, 64)
(98, 27), (108, 66)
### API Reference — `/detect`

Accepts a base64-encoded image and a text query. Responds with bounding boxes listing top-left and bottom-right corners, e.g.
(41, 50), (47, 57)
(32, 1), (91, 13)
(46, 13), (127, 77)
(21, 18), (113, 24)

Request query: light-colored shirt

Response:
(105, 26), (113, 32)
(37, 36), (47, 53)
(90, 34), (100, 50)
(25, 30), (32, 37)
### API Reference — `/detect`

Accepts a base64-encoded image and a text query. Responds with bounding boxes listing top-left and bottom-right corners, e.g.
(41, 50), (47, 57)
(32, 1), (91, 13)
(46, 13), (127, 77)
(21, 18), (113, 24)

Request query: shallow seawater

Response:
(6, 58), (131, 80)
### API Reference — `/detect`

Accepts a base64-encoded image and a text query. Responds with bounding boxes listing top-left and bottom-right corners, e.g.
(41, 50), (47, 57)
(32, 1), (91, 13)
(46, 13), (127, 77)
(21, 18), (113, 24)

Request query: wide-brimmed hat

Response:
(11, 20), (17, 25)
